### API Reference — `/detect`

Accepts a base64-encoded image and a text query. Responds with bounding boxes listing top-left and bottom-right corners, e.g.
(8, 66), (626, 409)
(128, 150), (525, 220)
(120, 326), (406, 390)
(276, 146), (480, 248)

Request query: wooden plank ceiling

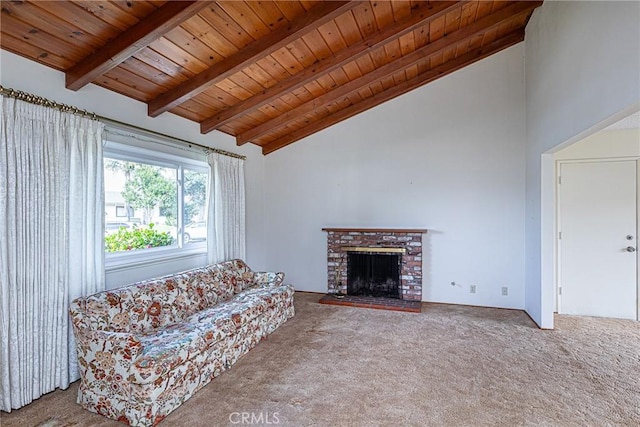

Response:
(0, 1), (542, 154)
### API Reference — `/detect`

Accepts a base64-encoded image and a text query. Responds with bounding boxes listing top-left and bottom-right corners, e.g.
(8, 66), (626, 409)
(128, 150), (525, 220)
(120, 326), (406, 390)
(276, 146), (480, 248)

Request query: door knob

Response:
(626, 246), (636, 252)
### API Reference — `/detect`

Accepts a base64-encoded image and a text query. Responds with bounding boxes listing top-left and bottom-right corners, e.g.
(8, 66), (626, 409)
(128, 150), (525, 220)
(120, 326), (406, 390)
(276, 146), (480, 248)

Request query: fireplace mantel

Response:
(341, 246), (407, 254)
(322, 227), (428, 233)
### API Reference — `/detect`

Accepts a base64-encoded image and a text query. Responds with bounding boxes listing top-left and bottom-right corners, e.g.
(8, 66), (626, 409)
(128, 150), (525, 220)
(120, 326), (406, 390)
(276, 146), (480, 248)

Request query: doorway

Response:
(557, 160), (638, 319)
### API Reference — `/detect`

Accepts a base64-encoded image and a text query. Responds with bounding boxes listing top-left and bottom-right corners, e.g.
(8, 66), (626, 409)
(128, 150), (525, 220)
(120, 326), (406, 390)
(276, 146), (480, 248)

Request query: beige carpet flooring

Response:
(2, 292), (639, 427)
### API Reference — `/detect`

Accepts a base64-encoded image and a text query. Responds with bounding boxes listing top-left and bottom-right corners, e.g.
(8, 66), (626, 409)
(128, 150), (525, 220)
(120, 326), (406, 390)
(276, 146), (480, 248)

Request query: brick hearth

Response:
(322, 228), (427, 301)
(318, 294), (422, 313)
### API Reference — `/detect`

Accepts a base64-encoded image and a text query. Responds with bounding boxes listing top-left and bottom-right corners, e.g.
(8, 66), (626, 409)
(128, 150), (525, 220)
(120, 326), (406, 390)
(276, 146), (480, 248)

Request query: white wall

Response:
(555, 128), (640, 161)
(0, 50), (267, 289)
(524, 1), (640, 328)
(263, 44), (527, 309)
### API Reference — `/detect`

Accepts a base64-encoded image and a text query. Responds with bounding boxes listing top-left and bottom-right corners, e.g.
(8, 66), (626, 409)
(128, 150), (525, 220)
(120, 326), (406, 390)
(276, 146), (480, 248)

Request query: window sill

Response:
(105, 246), (207, 273)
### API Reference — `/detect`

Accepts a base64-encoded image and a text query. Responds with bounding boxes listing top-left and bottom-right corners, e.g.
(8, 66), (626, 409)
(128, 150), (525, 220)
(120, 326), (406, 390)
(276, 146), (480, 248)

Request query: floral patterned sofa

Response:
(69, 259), (295, 426)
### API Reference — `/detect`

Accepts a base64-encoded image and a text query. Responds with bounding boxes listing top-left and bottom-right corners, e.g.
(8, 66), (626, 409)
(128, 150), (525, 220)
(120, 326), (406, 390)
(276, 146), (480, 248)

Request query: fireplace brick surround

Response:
(322, 228), (427, 301)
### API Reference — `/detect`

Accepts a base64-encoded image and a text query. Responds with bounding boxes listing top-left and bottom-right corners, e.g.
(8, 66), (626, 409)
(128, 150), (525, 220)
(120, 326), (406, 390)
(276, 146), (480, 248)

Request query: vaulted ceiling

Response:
(0, 1), (542, 154)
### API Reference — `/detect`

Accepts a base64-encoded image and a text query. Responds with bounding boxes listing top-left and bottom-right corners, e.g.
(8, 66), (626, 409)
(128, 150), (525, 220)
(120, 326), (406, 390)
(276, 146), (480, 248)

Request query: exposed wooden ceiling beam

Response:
(261, 29), (526, 155)
(201, 1), (464, 135)
(239, 1), (541, 146)
(147, 1), (360, 118)
(65, 1), (209, 91)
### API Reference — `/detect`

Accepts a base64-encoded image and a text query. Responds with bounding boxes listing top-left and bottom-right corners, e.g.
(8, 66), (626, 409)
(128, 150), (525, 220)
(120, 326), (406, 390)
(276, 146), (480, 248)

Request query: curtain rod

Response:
(0, 85), (247, 161)
(0, 85), (98, 119)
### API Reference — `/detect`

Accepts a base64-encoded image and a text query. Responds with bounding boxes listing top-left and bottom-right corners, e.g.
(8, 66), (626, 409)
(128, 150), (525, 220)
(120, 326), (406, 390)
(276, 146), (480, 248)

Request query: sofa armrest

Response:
(253, 271), (285, 287)
(74, 329), (143, 381)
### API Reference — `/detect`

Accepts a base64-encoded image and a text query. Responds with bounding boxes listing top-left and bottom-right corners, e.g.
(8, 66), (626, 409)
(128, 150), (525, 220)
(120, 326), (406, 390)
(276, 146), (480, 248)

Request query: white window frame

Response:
(104, 131), (209, 272)
(115, 205), (133, 218)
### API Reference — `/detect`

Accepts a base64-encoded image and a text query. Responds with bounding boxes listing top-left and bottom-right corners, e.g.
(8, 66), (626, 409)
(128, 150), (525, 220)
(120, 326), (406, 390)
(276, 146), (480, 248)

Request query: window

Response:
(104, 133), (209, 269)
(115, 205), (134, 218)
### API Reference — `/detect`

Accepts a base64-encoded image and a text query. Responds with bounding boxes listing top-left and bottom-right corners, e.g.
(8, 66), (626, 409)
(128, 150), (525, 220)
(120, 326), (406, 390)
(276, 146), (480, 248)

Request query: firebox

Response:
(347, 252), (401, 299)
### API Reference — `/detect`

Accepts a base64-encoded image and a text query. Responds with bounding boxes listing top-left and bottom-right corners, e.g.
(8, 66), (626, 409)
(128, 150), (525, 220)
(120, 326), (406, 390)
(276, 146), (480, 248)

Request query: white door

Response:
(558, 160), (638, 319)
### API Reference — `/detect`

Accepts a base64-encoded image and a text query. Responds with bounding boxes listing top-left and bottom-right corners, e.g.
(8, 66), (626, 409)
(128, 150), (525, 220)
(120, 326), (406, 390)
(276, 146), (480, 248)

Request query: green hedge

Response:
(105, 223), (174, 252)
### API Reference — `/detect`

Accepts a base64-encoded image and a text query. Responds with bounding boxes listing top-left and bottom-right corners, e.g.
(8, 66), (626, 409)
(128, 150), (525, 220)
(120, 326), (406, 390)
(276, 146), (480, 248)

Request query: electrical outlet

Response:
(501, 286), (508, 296)
(470, 285), (476, 294)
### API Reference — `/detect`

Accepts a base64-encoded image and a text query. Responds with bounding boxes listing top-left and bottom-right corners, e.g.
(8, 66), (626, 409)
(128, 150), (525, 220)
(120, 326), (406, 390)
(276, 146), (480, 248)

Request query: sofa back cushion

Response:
(203, 263), (235, 302)
(210, 259), (256, 295)
(125, 275), (192, 333)
(73, 259), (256, 334)
(182, 260), (256, 311)
(181, 267), (220, 312)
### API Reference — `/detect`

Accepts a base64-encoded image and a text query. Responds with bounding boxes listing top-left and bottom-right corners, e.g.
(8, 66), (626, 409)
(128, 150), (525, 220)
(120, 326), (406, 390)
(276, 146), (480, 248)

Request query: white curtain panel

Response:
(0, 96), (105, 411)
(207, 153), (246, 264)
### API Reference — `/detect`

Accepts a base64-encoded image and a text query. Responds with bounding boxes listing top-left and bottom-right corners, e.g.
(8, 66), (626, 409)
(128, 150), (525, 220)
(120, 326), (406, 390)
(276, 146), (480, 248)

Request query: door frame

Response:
(555, 157), (640, 320)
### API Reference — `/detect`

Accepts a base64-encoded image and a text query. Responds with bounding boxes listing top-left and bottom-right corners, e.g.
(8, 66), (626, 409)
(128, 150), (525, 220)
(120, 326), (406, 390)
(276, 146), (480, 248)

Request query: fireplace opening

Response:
(347, 253), (401, 299)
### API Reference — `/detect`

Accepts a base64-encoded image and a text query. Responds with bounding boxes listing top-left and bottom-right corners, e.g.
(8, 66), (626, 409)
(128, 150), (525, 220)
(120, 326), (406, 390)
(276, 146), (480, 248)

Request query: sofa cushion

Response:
(130, 296), (269, 386)
(241, 284), (295, 308)
(133, 318), (231, 385)
(203, 296), (269, 330)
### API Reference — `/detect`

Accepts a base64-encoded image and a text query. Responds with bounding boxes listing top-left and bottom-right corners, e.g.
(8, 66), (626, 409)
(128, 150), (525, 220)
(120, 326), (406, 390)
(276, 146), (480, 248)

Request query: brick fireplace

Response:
(322, 228), (427, 301)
